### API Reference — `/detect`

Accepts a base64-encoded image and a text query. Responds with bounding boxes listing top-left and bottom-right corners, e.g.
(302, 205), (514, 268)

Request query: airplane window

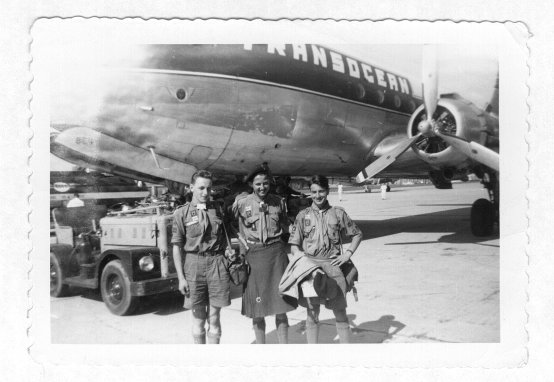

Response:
(355, 84), (366, 100)
(394, 95), (402, 108)
(376, 90), (385, 105)
(408, 100), (416, 113)
(176, 88), (187, 100)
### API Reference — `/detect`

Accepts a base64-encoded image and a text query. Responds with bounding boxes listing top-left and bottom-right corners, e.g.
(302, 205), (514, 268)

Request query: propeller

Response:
(434, 131), (499, 171)
(418, 45), (439, 136)
(357, 45), (499, 182)
(359, 133), (422, 181)
(358, 45), (437, 181)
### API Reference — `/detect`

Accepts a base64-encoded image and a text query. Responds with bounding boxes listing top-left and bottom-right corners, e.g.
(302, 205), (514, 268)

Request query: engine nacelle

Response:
(407, 94), (497, 169)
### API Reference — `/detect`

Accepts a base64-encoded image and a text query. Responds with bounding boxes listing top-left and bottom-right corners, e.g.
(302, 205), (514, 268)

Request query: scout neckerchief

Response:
(195, 202), (209, 236)
(312, 201), (331, 251)
(259, 201), (268, 243)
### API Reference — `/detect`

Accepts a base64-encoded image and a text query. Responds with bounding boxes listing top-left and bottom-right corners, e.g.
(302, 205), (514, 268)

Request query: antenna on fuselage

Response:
(147, 146), (169, 170)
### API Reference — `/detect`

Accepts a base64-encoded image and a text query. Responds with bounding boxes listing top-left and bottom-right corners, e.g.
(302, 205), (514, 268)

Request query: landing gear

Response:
(471, 169), (499, 237)
(471, 199), (495, 236)
(428, 170), (453, 189)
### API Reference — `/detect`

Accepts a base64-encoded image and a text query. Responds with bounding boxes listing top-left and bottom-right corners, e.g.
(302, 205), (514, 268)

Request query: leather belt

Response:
(246, 238), (282, 246)
(186, 250), (224, 257)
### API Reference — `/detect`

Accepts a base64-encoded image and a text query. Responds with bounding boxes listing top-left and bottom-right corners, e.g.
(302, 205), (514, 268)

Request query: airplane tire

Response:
(50, 252), (70, 297)
(471, 198), (495, 236)
(100, 260), (137, 316)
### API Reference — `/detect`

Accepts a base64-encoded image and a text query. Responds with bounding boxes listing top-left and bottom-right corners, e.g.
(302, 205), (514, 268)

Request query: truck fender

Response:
(97, 247), (161, 282)
(50, 243), (78, 276)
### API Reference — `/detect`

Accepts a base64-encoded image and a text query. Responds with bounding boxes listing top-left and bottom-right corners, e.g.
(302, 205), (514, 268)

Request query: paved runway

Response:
(51, 182), (499, 344)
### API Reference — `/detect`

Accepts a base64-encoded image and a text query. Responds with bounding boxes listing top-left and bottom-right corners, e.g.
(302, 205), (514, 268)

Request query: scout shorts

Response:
(183, 253), (231, 309)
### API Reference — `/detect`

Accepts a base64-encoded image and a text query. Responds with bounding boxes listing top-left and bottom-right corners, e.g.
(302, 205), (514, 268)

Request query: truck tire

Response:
(100, 260), (138, 315)
(50, 252), (69, 297)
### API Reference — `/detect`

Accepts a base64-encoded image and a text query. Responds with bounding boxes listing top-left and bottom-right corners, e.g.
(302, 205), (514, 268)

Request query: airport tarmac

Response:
(50, 181), (499, 344)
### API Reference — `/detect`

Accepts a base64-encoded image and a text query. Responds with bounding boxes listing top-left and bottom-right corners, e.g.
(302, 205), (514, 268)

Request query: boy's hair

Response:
(246, 168), (271, 183)
(310, 175), (330, 191)
(191, 170), (213, 185)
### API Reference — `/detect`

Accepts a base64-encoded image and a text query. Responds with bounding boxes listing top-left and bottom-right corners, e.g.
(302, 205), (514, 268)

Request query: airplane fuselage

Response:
(51, 44), (426, 183)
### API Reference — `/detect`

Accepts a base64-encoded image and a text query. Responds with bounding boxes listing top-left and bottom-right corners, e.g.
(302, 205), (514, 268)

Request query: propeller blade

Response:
(357, 134), (422, 181)
(435, 131), (499, 171)
(422, 45), (438, 120)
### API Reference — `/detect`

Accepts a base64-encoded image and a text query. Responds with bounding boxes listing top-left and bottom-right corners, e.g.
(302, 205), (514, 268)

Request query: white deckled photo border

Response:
(29, 18), (528, 368)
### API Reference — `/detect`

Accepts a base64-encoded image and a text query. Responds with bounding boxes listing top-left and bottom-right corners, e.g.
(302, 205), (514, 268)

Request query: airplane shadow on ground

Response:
(354, 206), (499, 245)
(263, 314), (406, 344)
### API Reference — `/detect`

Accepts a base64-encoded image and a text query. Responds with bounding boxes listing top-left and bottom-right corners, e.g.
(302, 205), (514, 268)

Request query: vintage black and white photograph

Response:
(29, 19), (527, 367)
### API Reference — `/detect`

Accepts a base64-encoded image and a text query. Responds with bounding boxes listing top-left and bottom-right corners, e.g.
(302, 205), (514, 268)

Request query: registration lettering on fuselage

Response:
(243, 44), (411, 95)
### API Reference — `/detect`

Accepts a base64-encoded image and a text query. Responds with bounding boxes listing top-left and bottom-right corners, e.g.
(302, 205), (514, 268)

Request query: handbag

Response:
(227, 257), (249, 286)
(338, 228), (359, 293)
(340, 260), (358, 293)
(222, 220), (249, 285)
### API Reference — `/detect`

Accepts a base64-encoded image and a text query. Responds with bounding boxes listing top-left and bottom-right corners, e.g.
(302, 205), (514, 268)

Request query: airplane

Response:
(49, 44), (499, 236)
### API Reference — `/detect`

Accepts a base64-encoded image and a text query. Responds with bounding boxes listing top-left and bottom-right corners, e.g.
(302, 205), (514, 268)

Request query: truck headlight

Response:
(139, 255), (155, 272)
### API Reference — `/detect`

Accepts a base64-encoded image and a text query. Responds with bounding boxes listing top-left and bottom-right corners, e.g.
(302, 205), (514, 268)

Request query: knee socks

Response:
(252, 318), (266, 344)
(193, 331), (206, 344)
(305, 317), (319, 344)
(207, 332), (220, 344)
(336, 321), (351, 344)
(275, 316), (289, 344)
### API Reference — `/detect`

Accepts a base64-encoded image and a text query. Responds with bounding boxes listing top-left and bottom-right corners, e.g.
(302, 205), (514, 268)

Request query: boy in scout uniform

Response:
(289, 175), (363, 344)
(232, 167), (297, 344)
(171, 170), (231, 344)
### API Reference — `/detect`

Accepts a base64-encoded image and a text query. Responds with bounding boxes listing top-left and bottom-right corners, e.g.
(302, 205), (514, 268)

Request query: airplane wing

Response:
(51, 127), (197, 185)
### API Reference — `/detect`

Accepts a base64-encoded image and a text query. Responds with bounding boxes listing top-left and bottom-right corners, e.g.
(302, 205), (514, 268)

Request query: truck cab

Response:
(50, 204), (178, 315)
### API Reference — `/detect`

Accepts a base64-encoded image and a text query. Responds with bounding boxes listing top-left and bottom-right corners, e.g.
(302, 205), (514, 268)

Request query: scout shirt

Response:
(171, 201), (227, 253)
(232, 193), (288, 243)
(289, 201), (362, 259)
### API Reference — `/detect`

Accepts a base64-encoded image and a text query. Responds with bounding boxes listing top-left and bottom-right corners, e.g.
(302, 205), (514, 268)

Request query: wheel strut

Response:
(470, 168), (499, 236)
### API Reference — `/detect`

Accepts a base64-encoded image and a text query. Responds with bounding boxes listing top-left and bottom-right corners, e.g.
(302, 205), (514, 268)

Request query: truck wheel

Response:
(100, 260), (137, 315)
(50, 252), (69, 297)
(471, 198), (495, 236)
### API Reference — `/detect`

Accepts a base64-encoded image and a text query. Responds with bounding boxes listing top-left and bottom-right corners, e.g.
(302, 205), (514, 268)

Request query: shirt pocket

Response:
(268, 213), (280, 234)
(302, 225), (315, 238)
(186, 221), (203, 239)
(245, 215), (260, 231)
(328, 223), (341, 243)
(210, 216), (222, 239)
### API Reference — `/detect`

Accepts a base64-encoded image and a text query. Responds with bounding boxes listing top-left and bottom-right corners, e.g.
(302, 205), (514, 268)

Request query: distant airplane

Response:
(50, 44), (499, 236)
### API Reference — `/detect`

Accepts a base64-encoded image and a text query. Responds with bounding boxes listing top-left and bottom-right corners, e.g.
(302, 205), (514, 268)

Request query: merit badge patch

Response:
(190, 209), (197, 217)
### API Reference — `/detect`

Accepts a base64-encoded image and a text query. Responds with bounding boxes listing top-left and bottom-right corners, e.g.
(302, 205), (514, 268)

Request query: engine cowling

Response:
(407, 94), (494, 168)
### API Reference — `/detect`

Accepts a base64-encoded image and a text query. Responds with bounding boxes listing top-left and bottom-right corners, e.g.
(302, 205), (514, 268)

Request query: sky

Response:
(334, 44), (498, 108)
